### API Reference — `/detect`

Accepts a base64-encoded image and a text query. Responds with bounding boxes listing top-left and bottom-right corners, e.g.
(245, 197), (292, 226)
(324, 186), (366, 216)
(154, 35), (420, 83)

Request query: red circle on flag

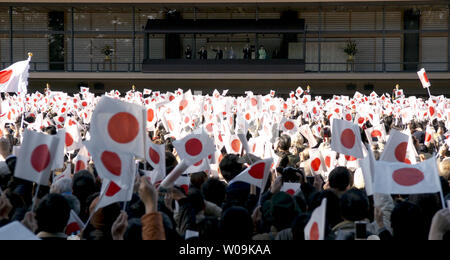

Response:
(69, 120), (76, 126)
(371, 130), (382, 138)
(194, 159), (203, 167)
(149, 147), (160, 164)
(270, 105), (276, 111)
(206, 123), (213, 133)
(392, 168), (424, 186)
(284, 121), (295, 131)
(65, 133), (74, 147)
(75, 160), (86, 172)
(65, 222), (81, 235)
(58, 117), (65, 123)
(325, 156), (331, 168)
(429, 107), (435, 116)
(251, 98), (258, 106)
(248, 162), (265, 179)
(185, 138), (203, 156)
(31, 144), (51, 173)
(425, 133), (432, 143)
(106, 181), (121, 197)
(180, 184), (189, 194)
(311, 158), (322, 172)
(0, 70), (12, 84)
(147, 109), (155, 122)
(313, 107), (318, 114)
(61, 107), (66, 114)
(345, 155), (357, 162)
(286, 189), (295, 196)
(179, 99), (188, 111)
(101, 151), (122, 176)
(345, 114), (352, 121)
(394, 142), (408, 162)
(169, 95), (175, 102)
(107, 112), (139, 144)
(341, 129), (356, 149)
(231, 139), (241, 153)
(358, 117), (365, 125)
(310, 222), (320, 240)
(184, 116), (190, 124)
(81, 101), (88, 107)
(245, 113), (251, 121)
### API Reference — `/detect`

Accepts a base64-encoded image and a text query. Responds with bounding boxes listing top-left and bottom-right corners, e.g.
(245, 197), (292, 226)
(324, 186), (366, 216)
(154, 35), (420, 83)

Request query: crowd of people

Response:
(185, 44), (270, 60)
(0, 86), (449, 241)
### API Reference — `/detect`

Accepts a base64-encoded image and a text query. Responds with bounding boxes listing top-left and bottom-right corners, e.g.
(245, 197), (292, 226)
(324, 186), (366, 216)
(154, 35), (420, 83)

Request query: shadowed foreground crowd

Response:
(0, 113), (449, 241)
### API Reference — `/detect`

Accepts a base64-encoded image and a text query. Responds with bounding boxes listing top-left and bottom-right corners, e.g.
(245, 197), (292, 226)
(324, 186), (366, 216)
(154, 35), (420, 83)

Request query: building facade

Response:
(0, 0), (449, 96)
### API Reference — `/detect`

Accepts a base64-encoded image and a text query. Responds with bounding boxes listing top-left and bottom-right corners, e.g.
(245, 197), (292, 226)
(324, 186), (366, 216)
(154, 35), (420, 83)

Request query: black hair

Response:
(201, 177), (227, 207)
(339, 188), (369, 222)
(328, 167), (351, 192)
(35, 193), (71, 233)
(391, 201), (427, 240)
(219, 154), (244, 182)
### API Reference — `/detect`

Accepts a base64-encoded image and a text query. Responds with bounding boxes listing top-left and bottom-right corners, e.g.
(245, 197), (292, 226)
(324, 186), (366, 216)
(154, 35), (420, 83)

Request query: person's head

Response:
(165, 151), (178, 175)
(190, 172), (208, 190)
(0, 138), (12, 159)
(260, 45), (264, 49)
(62, 193), (81, 215)
(186, 45), (191, 49)
(291, 213), (311, 240)
(328, 167), (352, 194)
(439, 158), (450, 182)
(277, 135), (291, 152)
(201, 177), (227, 207)
(87, 195), (121, 240)
(339, 188), (369, 222)
(35, 193), (71, 234)
(269, 192), (301, 231)
(72, 170), (96, 201)
(219, 206), (253, 240)
(390, 201), (427, 240)
(219, 154), (245, 182)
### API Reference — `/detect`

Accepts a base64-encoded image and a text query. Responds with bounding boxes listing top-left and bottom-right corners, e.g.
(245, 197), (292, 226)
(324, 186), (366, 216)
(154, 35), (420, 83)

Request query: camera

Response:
(280, 167), (304, 183)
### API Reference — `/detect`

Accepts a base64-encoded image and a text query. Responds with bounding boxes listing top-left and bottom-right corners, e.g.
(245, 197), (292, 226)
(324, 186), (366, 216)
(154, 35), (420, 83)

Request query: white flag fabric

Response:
(90, 96), (146, 159)
(309, 149), (327, 176)
(229, 158), (273, 192)
(424, 125), (435, 146)
(281, 182), (301, 196)
(417, 68), (431, 88)
(365, 124), (387, 146)
(174, 175), (191, 194)
(0, 221), (40, 240)
(14, 129), (61, 186)
(52, 130), (66, 170)
(65, 210), (85, 236)
(172, 130), (214, 166)
(380, 129), (410, 163)
(330, 119), (364, 159)
(0, 56), (31, 94)
(305, 198), (327, 240)
(85, 141), (135, 189)
(299, 125), (318, 148)
(374, 157), (441, 195)
(359, 155), (374, 196)
(73, 151), (89, 173)
(95, 169), (135, 212)
(64, 118), (82, 152)
(145, 137), (166, 178)
(279, 118), (298, 134)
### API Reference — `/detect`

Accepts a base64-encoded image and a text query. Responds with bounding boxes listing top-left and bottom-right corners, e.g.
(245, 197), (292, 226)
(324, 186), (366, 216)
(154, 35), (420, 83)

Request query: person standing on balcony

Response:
(198, 46), (208, 60)
(243, 44), (252, 60)
(212, 46), (224, 60)
(258, 45), (267, 60)
(185, 45), (193, 59)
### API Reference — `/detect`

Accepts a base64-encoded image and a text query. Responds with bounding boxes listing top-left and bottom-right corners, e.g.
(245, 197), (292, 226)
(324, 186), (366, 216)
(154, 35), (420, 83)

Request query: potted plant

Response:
(102, 45), (114, 60)
(344, 40), (358, 61)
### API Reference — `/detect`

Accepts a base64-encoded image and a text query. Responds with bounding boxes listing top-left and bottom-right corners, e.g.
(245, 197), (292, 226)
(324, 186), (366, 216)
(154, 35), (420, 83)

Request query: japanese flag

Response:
(280, 118), (298, 134)
(14, 129), (61, 186)
(229, 158), (273, 192)
(172, 130), (214, 166)
(295, 86), (304, 97)
(224, 133), (242, 155)
(143, 89), (152, 95)
(305, 198), (327, 240)
(174, 175), (191, 194)
(281, 182), (301, 196)
(52, 130), (66, 170)
(374, 157), (441, 195)
(0, 56), (31, 94)
(299, 125), (318, 148)
(141, 169), (165, 188)
(321, 149), (337, 173)
(94, 171), (135, 212)
(309, 149), (327, 176)
(73, 152), (89, 173)
(145, 137), (166, 177)
(380, 129), (411, 163)
(330, 119), (364, 159)
(365, 125), (387, 146)
(64, 118), (82, 152)
(424, 125), (435, 146)
(85, 141), (135, 189)
(53, 165), (72, 184)
(65, 210), (85, 236)
(359, 154), (374, 196)
(417, 68), (431, 88)
(90, 96), (146, 159)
